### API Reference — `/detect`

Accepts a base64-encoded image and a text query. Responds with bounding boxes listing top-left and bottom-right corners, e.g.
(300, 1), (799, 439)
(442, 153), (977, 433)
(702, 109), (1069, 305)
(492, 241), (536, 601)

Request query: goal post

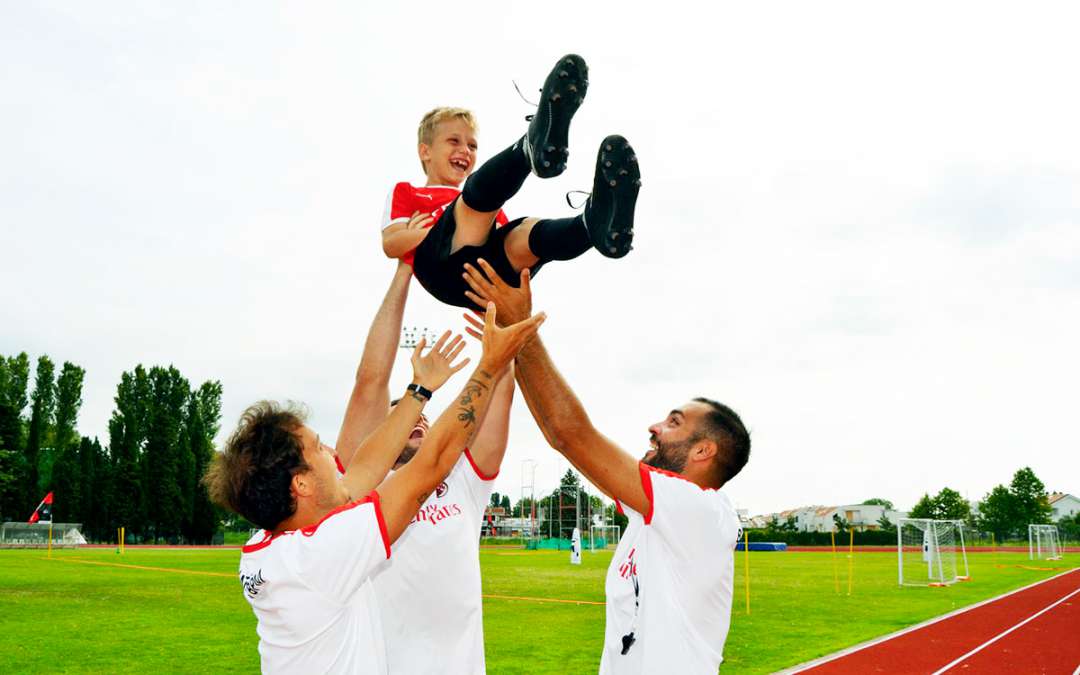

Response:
(589, 525), (621, 552)
(897, 518), (968, 586)
(1028, 524), (1062, 560)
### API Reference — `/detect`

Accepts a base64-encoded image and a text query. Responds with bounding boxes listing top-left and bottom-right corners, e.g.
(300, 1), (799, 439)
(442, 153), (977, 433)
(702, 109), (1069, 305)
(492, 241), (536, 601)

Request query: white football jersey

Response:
(238, 492), (392, 675)
(601, 464), (741, 674)
(373, 450), (496, 674)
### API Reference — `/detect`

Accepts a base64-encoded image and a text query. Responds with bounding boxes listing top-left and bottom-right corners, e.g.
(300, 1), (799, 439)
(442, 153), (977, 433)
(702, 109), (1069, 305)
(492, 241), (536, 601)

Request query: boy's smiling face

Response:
(418, 117), (477, 187)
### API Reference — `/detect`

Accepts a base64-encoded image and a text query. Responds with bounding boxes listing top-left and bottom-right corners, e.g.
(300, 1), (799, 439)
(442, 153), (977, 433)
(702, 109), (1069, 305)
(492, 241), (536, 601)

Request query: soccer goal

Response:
(897, 518), (969, 586)
(589, 525), (621, 552)
(1028, 524), (1062, 560)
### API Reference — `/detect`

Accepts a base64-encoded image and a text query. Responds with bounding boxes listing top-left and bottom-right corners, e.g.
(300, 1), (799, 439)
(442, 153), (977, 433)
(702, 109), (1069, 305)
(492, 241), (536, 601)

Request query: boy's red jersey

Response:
(381, 182), (509, 266)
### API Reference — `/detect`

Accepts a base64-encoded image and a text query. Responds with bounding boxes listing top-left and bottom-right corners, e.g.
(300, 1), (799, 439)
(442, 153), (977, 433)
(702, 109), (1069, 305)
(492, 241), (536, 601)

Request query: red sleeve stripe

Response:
(369, 490), (391, 560)
(615, 500), (625, 516)
(464, 449), (499, 481)
(334, 455), (346, 475)
(639, 463), (655, 525)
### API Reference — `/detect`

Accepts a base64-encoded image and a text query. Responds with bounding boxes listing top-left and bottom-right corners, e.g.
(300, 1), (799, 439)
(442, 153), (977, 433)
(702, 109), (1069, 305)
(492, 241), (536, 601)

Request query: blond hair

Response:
(417, 107), (477, 172)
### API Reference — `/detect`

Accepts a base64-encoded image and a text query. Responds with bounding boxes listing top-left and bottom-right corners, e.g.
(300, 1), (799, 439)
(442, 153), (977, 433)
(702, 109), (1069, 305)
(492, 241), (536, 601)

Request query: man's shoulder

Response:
(646, 466), (734, 515)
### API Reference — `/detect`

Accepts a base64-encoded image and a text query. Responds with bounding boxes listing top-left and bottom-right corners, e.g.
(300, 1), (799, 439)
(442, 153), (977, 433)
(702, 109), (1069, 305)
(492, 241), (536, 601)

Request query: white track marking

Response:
(932, 586), (1080, 674)
(781, 567), (1079, 673)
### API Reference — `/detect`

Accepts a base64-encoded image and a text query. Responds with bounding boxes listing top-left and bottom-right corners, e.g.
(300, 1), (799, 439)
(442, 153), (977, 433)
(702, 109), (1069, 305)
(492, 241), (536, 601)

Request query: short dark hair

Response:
(203, 401), (310, 530)
(692, 397), (751, 487)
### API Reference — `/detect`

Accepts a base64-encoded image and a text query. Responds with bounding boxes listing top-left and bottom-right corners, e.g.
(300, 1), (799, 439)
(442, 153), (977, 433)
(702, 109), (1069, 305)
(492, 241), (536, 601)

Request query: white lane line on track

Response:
(781, 567), (1080, 673)
(932, 586), (1080, 675)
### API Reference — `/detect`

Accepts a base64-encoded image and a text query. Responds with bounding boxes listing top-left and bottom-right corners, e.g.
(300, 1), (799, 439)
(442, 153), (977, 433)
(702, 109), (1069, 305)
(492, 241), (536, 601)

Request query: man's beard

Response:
(642, 437), (695, 474)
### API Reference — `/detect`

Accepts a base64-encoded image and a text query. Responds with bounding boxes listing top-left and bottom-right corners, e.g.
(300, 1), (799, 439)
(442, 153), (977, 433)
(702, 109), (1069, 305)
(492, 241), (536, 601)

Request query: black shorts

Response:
(413, 198), (538, 309)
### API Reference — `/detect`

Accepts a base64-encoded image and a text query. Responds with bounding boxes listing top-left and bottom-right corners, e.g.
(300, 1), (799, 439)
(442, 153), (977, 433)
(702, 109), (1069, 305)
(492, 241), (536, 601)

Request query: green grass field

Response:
(0, 547), (1075, 673)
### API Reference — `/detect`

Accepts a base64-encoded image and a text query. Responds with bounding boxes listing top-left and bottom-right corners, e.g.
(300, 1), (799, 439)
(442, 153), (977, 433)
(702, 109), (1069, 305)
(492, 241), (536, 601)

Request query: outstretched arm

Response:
(457, 316), (516, 478)
(377, 305), (546, 544)
(336, 262), (411, 468)
(342, 332), (470, 500)
(463, 260), (650, 515)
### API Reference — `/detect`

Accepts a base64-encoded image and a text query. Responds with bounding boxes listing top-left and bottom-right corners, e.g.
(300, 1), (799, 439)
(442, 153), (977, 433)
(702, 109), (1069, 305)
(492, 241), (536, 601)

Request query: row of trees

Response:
(907, 467), (1055, 541)
(0, 353), (222, 544)
(0, 354), (87, 520)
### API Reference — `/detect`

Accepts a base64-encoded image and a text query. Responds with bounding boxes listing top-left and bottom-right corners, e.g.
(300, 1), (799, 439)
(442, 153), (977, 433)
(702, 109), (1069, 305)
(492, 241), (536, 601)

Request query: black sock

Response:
(460, 136), (531, 213)
(527, 216), (591, 262)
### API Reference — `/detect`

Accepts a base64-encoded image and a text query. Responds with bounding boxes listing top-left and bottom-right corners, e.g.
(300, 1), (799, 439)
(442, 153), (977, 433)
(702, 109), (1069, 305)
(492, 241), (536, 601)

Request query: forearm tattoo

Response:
(457, 377), (490, 429)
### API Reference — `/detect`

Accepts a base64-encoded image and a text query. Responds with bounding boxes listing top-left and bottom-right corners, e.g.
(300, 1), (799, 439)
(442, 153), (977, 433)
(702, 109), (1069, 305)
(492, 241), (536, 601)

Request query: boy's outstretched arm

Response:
(462, 260), (650, 515)
(382, 211), (433, 259)
(336, 262), (412, 468)
(377, 305), (546, 544)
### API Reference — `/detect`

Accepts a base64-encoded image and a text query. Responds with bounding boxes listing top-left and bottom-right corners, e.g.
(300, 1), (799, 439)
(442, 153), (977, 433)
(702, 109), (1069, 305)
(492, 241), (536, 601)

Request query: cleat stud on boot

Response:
(609, 246), (618, 254)
(605, 144), (613, 151)
(605, 160), (612, 167)
(543, 160), (551, 168)
(609, 179), (617, 187)
(618, 169), (628, 176)
(559, 70), (569, 78)
(546, 145), (556, 152)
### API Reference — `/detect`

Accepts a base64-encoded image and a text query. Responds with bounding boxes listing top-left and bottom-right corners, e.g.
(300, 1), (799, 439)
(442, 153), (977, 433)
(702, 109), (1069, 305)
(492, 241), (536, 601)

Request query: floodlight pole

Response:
(521, 459), (537, 541)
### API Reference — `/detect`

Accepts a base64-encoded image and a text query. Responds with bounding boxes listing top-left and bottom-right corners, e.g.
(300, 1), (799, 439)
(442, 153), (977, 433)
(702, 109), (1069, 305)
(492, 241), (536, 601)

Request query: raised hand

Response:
(462, 259), (532, 326)
(410, 331), (470, 392)
(476, 302), (546, 373)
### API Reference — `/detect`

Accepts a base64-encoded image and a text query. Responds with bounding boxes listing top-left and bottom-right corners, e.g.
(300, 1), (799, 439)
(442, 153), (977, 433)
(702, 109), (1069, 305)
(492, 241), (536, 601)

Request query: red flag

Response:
(28, 492), (53, 524)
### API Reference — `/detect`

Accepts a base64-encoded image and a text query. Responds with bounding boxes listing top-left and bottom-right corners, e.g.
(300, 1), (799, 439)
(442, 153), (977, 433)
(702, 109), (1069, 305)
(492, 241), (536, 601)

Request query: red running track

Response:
(791, 567), (1080, 674)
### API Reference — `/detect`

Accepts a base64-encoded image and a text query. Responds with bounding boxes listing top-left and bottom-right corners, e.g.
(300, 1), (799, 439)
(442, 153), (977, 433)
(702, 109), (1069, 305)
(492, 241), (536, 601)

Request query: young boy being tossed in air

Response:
(380, 54), (641, 309)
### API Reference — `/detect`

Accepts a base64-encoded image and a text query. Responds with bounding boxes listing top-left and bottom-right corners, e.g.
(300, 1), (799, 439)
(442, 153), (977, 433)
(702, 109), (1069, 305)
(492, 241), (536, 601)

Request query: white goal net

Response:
(1028, 524), (1062, 560)
(589, 525), (621, 552)
(897, 518), (969, 586)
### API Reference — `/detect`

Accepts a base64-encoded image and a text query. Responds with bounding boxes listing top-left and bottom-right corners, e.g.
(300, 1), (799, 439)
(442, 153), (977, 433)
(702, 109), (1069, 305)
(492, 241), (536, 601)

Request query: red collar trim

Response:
(240, 492), (379, 553)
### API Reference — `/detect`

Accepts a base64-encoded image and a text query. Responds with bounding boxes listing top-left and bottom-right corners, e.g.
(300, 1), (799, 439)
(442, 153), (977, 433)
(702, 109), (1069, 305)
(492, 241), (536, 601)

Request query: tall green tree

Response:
(43, 362), (86, 496)
(1009, 467), (1052, 527)
(908, 493), (936, 519)
(85, 437), (111, 542)
(908, 488), (970, 521)
(108, 367), (149, 537)
(143, 366), (190, 542)
(49, 442), (81, 523)
(190, 381), (222, 544)
(933, 487), (971, 520)
(977, 484), (1016, 540)
(52, 363), (85, 457)
(0, 353), (31, 519)
(25, 356), (56, 508)
(0, 352), (30, 516)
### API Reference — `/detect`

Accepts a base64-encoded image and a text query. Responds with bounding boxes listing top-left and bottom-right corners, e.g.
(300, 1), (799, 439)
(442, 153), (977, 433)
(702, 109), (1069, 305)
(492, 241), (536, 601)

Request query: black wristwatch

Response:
(407, 383), (433, 402)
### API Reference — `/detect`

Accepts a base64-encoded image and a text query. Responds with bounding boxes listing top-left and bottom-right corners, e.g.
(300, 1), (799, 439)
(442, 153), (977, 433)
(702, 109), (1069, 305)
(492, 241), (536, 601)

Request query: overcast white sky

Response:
(3, 2), (1078, 517)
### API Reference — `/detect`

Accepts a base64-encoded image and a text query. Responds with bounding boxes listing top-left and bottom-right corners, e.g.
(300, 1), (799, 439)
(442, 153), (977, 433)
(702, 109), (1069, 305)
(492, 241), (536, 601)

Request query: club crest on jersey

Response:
(240, 569), (266, 598)
(435, 481), (448, 498)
